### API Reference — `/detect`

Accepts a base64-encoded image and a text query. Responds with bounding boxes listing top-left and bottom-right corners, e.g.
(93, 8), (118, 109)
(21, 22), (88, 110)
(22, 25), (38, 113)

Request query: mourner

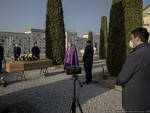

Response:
(0, 45), (4, 73)
(32, 42), (40, 59)
(83, 40), (94, 84)
(13, 43), (21, 61)
(117, 27), (150, 113)
(64, 40), (79, 70)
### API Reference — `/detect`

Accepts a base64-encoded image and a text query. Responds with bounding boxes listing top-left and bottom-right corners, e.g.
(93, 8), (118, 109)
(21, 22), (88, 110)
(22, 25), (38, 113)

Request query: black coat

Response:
(0, 46), (4, 61)
(117, 43), (150, 111)
(32, 46), (40, 58)
(13, 47), (21, 56)
(83, 45), (94, 69)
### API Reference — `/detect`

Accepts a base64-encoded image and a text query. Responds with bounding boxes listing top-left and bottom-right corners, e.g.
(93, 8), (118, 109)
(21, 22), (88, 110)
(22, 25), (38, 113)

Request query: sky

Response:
(0, 0), (150, 36)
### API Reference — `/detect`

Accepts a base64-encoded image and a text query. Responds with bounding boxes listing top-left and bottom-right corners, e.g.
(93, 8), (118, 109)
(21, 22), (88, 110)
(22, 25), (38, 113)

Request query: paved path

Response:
(0, 61), (124, 113)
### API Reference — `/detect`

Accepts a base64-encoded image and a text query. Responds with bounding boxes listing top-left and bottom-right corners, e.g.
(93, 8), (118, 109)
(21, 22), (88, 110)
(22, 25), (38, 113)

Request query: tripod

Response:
(69, 74), (83, 113)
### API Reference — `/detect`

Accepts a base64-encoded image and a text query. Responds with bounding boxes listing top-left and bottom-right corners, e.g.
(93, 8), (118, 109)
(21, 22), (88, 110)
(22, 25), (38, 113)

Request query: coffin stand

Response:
(6, 59), (53, 81)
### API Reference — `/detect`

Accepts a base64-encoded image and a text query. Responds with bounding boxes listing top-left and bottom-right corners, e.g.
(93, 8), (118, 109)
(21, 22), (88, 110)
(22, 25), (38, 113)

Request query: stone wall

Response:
(143, 5), (150, 42)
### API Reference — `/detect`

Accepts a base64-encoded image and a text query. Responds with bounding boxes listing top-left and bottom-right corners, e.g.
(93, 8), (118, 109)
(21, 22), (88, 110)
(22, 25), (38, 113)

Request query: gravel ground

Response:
(0, 62), (124, 113)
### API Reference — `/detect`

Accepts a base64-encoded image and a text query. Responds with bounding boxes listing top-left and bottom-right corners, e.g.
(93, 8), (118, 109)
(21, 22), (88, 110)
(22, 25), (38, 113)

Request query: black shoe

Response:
(63, 70), (66, 73)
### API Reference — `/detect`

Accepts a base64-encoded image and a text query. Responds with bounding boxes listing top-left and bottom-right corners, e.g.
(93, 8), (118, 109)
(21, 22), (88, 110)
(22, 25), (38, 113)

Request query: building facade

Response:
(143, 5), (150, 42)
(64, 32), (100, 55)
(0, 29), (45, 56)
(0, 32), (31, 56)
(65, 31), (78, 50)
(25, 29), (45, 54)
(0, 29), (100, 56)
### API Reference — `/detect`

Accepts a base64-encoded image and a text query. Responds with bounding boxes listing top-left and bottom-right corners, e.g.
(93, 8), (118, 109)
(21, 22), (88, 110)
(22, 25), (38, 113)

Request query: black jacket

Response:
(13, 47), (21, 56)
(117, 43), (150, 111)
(0, 46), (4, 61)
(83, 45), (94, 69)
(32, 46), (40, 58)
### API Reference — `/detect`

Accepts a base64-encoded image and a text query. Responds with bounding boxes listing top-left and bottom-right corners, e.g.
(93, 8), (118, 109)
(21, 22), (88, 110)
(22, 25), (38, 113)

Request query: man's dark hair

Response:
(131, 27), (149, 42)
(87, 40), (91, 44)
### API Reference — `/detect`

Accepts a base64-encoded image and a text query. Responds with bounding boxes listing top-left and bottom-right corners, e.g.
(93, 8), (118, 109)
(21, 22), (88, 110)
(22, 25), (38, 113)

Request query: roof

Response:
(31, 28), (45, 33)
(143, 24), (150, 26)
(143, 4), (150, 11)
(0, 31), (28, 35)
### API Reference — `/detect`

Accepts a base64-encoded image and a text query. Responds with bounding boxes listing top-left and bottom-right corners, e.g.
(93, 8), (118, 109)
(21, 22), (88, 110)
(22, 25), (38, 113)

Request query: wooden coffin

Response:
(6, 61), (24, 72)
(6, 59), (53, 72)
(24, 59), (53, 70)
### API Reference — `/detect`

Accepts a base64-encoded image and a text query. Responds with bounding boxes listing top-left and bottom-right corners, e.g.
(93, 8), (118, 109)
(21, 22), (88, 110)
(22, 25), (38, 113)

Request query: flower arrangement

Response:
(17, 54), (38, 61)
(0, 77), (6, 87)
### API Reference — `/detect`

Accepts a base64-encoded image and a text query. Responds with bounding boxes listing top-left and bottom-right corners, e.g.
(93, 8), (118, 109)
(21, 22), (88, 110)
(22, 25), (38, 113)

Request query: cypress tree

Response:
(46, 0), (65, 65)
(107, 0), (126, 76)
(99, 16), (107, 59)
(122, 0), (143, 55)
(88, 31), (93, 46)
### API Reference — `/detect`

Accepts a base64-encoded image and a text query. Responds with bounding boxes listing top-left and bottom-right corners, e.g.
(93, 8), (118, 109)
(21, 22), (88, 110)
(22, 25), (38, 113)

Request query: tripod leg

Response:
(69, 98), (75, 113)
(77, 79), (83, 87)
(72, 98), (76, 113)
(69, 99), (73, 113)
(77, 98), (83, 113)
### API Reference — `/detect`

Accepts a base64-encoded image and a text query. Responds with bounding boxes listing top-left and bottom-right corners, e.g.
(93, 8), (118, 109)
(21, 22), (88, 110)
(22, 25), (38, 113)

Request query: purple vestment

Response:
(64, 45), (79, 69)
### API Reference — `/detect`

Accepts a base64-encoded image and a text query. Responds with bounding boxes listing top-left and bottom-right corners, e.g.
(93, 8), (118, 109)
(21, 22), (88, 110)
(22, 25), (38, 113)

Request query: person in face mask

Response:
(82, 40), (94, 84)
(129, 33), (145, 49)
(117, 27), (150, 113)
(32, 42), (40, 59)
(64, 40), (79, 70)
(13, 43), (21, 61)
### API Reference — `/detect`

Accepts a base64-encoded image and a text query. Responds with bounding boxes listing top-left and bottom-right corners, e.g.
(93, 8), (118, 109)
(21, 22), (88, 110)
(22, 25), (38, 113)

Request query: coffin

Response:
(6, 59), (53, 72)
(24, 59), (52, 70)
(6, 61), (24, 72)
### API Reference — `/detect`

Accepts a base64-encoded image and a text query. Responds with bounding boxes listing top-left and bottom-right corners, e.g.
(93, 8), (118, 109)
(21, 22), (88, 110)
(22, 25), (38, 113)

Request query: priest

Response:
(64, 41), (79, 70)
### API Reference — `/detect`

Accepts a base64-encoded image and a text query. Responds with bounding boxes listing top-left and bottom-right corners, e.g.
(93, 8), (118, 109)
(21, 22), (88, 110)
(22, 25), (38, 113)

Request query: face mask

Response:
(68, 44), (71, 47)
(129, 40), (134, 48)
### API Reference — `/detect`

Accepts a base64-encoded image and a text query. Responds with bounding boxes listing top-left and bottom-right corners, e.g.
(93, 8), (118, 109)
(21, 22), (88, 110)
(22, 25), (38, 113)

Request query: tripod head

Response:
(71, 74), (79, 79)
(71, 74), (83, 88)
(66, 66), (82, 75)
(65, 66), (83, 88)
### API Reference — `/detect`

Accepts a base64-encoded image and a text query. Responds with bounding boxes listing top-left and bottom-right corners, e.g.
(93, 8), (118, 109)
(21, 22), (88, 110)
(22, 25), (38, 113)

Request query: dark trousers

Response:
(14, 55), (19, 61)
(0, 60), (2, 72)
(85, 67), (92, 83)
(33, 54), (40, 59)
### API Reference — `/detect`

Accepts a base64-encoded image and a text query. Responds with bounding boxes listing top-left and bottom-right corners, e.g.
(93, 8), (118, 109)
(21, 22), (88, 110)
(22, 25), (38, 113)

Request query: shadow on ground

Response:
(0, 75), (110, 113)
